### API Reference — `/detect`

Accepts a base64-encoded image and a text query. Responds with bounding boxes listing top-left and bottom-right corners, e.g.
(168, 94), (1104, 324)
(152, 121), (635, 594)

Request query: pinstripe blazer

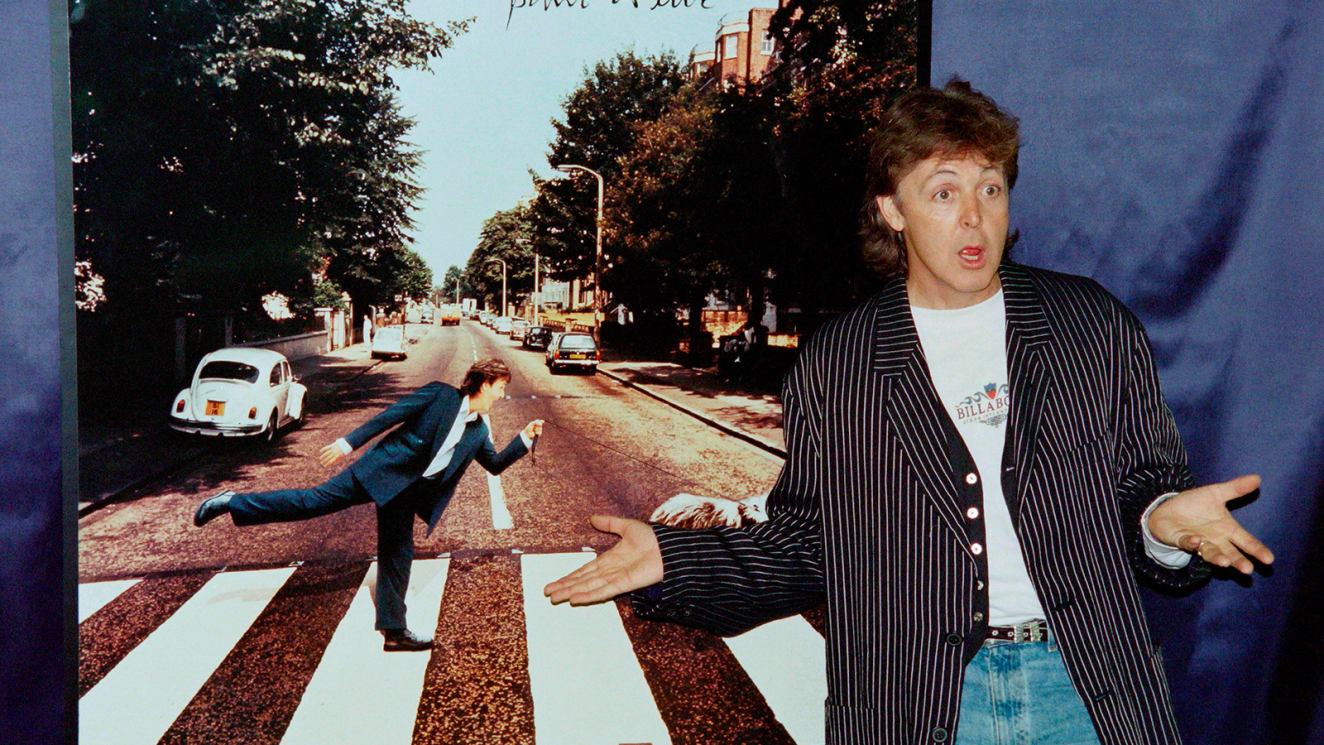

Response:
(633, 262), (1210, 745)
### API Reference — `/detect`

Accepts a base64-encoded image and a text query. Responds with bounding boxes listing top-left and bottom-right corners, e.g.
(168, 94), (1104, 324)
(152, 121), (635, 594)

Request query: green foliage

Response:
(437, 265), (467, 303)
(466, 205), (535, 311)
(762, 0), (919, 315)
(528, 51), (685, 281)
(310, 279), (349, 311)
(70, 0), (466, 331)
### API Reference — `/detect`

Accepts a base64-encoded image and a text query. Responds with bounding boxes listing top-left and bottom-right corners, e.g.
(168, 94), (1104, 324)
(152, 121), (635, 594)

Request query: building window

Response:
(723, 35), (738, 60)
(761, 31), (774, 55)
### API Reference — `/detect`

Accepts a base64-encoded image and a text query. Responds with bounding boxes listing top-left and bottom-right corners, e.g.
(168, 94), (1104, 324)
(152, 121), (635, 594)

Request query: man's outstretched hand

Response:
(318, 443), (345, 467)
(544, 515), (663, 605)
(1148, 474), (1274, 575)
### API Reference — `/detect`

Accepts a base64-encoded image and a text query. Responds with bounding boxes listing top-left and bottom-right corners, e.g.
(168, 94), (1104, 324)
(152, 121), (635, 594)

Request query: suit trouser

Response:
(227, 468), (420, 631)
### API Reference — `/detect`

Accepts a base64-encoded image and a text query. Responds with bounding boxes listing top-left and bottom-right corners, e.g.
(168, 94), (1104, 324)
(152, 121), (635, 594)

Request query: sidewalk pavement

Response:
(597, 357), (785, 457)
(77, 342), (385, 514)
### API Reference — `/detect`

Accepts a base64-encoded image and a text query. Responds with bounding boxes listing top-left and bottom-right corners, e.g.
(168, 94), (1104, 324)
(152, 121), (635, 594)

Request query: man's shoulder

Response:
(1011, 260), (1128, 310)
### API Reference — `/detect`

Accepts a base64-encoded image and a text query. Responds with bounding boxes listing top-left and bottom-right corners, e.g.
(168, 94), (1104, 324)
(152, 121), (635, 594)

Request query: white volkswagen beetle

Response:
(169, 347), (308, 443)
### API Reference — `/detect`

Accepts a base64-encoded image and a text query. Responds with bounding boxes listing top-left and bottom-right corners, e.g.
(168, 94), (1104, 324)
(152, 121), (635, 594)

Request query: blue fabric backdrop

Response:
(0, 0), (73, 743)
(932, 2), (1324, 743)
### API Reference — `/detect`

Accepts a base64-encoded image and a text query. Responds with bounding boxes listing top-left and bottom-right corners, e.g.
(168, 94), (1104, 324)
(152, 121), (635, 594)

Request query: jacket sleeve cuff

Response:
(335, 438), (353, 455)
(1142, 492), (1193, 569)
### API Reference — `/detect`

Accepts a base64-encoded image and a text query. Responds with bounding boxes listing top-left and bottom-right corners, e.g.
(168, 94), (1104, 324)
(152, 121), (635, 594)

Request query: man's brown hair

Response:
(861, 78), (1021, 276)
(459, 359), (512, 397)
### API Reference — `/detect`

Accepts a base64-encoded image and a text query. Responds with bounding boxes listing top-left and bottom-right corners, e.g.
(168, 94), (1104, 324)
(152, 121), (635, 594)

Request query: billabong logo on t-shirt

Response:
(955, 382), (1011, 427)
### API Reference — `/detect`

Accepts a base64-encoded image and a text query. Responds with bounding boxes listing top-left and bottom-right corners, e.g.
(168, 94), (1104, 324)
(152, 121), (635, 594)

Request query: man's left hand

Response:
(522, 420), (544, 440)
(1148, 474), (1274, 574)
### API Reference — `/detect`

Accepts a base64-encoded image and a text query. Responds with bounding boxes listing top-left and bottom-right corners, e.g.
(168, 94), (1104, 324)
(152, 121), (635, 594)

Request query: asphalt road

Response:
(77, 321), (826, 745)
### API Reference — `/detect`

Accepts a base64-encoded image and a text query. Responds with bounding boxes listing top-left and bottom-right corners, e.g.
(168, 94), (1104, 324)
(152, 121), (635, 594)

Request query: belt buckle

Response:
(1013, 620), (1046, 643)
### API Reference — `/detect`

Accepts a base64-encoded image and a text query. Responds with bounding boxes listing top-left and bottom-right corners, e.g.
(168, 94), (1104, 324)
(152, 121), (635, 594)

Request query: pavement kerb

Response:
(78, 344), (385, 518)
(595, 366), (787, 459)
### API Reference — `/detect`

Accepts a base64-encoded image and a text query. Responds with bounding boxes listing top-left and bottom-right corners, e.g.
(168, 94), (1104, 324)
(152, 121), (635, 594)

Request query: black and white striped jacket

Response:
(633, 262), (1210, 745)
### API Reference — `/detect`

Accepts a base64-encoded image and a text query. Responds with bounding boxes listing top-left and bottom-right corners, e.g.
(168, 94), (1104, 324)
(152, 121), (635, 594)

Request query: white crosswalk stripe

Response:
(78, 578), (140, 623)
(79, 554), (828, 744)
(80, 567), (295, 745)
(520, 552), (673, 745)
(280, 559), (450, 745)
(724, 616), (828, 745)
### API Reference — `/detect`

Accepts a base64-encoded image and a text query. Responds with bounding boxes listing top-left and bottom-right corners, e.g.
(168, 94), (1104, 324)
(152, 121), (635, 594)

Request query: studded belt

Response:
(986, 618), (1049, 643)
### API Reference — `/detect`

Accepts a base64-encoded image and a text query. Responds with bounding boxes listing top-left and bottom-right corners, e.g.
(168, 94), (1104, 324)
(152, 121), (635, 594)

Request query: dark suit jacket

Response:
(633, 262), (1210, 745)
(344, 382), (527, 532)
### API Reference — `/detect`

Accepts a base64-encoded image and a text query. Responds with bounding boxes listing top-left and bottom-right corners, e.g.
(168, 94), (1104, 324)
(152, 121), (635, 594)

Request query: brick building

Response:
(687, 4), (785, 88)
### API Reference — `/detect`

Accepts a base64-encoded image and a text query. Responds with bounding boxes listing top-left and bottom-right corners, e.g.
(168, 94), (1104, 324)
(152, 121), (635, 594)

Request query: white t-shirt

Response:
(912, 290), (1046, 625)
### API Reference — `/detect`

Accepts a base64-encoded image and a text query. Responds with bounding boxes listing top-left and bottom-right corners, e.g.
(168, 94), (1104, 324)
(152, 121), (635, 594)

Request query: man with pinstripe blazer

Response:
(545, 80), (1274, 744)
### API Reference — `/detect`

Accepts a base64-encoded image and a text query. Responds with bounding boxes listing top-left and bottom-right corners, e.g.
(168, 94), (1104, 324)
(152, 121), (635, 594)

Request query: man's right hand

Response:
(544, 515), (663, 605)
(318, 443), (345, 467)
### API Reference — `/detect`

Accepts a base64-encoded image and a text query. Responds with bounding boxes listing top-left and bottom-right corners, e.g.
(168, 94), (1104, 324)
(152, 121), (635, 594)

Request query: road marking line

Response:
(279, 559), (449, 745)
(79, 567), (295, 745)
(723, 616), (827, 745)
(78, 578), (141, 623)
(488, 473), (514, 530)
(521, 553), (672, 745)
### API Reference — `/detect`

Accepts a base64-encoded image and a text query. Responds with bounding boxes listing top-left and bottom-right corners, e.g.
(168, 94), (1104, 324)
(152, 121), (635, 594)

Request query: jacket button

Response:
(946, 633), (963, 646)
(973, 611), (984, 623)
(965, 472), (978, 485)
(970, 542), (983, 555)
(976, 580), (985, 591)
(966, 506), (980, 519)
(932, 727), (949, 742)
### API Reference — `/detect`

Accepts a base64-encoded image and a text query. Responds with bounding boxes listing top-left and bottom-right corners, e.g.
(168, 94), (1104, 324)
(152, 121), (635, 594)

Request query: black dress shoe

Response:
(382, 628), (434, 652)
(194, 490), (234, 527)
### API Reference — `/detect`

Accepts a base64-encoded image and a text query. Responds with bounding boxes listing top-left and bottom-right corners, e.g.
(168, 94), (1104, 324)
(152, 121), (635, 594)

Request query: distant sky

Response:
(395, 0), (748, 279)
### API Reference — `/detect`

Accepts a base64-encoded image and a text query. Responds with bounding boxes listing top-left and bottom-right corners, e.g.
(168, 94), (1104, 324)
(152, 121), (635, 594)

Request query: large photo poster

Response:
(70, 2), (918, 743)
(8, 0), (1315, 743)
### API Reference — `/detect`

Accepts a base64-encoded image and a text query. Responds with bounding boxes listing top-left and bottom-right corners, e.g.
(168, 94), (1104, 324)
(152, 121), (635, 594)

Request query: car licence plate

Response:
(568, 353), (586, 359)
(205, 401), (225, 416)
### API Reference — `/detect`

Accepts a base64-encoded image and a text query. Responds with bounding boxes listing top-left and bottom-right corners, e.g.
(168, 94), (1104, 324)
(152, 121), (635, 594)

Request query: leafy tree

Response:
(609, 86), (790, 344)
(436, 265), (467, 305)
(761, 0), (919, 323)
(528, 51), (685, 283)
(465, 205), (535, 314)
(70, 0), (467, 394)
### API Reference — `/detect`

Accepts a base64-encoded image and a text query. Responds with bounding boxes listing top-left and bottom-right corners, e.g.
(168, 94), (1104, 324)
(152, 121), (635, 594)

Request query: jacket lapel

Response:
(999, 263), (1054, 521)
(427, 387), (462, 462)
(871, 276), (972, 547)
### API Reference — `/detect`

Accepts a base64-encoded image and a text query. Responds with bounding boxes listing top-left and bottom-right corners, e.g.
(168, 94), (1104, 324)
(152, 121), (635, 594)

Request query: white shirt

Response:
(912, 291), (1189, 625)
(334, 396), (532, 479)
(913, 290), (1046, 625)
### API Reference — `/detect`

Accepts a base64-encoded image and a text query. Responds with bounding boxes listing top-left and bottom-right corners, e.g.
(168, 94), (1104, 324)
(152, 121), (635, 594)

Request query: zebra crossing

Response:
(79, 552), (826, 745)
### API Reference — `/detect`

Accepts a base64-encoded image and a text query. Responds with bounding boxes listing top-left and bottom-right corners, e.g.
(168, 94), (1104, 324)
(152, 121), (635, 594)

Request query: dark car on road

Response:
(523, 326), (553, 350)
(546, 332), (599, 374)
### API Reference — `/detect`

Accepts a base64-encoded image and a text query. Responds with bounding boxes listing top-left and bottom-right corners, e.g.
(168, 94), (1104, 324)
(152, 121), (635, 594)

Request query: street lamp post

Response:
(554, 163), (603, 342)
(533, 250), (541, 326)
(487, 258), (507, 318)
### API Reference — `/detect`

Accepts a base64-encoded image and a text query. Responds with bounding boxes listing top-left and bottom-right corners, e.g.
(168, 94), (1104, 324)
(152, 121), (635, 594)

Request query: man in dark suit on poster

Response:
(545, 81), (1274, 744)
(194, 359), (542, 651)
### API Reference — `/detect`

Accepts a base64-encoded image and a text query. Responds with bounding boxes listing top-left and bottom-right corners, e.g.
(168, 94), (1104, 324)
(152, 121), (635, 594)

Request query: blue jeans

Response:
(954, 631), (1102, 745)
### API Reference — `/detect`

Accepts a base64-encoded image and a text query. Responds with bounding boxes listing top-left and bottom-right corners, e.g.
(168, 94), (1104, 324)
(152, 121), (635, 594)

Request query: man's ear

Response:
(877, 194), (905, 232)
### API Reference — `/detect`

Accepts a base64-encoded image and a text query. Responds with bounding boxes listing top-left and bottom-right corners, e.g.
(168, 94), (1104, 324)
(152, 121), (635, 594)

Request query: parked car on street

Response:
(440, 305), (461, 326)
(371, 326), (408, 359)
(494, 316), (513, 334)
(546, 332), (599, 373)
(523, 326), (552, 350)
(169, 347), (307, 443)
(478, 312), (492, 326)
(544, 332), (564, 365)
(420, 308), (434, 324)
(510, 319), (531, 340)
